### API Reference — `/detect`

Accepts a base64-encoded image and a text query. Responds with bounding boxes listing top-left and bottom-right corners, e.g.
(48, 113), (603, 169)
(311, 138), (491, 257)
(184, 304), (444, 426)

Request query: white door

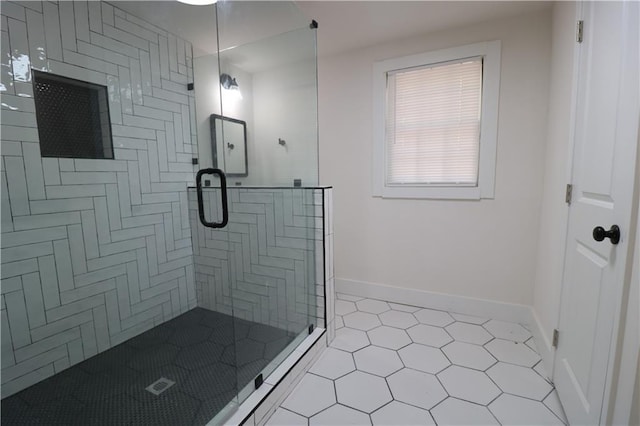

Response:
(554, 2), (639, 425)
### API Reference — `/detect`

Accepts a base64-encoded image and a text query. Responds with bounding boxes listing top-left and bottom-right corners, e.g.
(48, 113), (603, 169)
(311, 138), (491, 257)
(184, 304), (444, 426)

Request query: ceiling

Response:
(115, 1), (551, 68)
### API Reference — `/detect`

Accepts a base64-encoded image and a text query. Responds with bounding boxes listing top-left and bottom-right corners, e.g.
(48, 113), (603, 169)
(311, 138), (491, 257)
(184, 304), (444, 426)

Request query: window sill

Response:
(373, 185), (489, 200)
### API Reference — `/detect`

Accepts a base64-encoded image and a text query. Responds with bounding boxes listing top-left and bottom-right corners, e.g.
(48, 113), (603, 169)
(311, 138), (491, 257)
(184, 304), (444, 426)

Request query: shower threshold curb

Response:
(215, 328), (327, 426)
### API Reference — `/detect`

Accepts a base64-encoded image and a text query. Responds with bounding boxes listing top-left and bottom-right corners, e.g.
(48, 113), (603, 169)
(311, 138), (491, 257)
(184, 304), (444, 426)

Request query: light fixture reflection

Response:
(220, 73), (242, 100)
(176, 0), (217, 5)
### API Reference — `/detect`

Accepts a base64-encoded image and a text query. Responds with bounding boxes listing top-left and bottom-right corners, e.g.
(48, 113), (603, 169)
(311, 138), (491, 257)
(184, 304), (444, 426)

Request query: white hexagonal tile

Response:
(335, 315), (344, 329)
(534, 360), (552, 383)
(387, 368), (447, 410)
(489, 394), (563, 425)
(525, 336), (539, 353)
(332, 327), (370, 352)
(431, 397), (500, 425)
(282, 374), (336, 417)
(398, 343), (450, 374)
(483, 319), (531, 342)
(353, 346), (403, 377)
(335, 371), (392, 413)
(437, 365), (501, 405)
(367, 326), (411, 350)
(485, 339), (540, 367)
(335, 300), (357, 316)
(371, 401), (435, 425)
(407, 324), (453, 348)
(450, 312), (489, 325)
(442, 341), (497, 371)
(266, 408), (308, 425)
(445, 322), (493, 345)
(388, 302), (421, 313)
(543, 390), (568, 425)
(343, 311), (381, 331)
(379, 310), (418, 329)
(356, 299), (390, 314)
(310, 347), (356, 379)
(310, 404), (370, 425)
(414, 308), (455, 326)
(487, 363), (552, 400)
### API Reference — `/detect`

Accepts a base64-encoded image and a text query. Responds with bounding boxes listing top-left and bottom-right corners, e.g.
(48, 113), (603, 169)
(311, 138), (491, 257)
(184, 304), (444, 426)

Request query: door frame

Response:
(552, 1), (640, 424)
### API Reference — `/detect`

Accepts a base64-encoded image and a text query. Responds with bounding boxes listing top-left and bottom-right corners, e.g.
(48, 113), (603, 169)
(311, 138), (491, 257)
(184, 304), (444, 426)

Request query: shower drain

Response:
(145, 377), (176, 395)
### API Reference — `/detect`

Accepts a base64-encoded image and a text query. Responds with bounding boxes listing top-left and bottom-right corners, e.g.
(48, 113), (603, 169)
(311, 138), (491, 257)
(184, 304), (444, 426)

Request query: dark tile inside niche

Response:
(1, 308), (297, 426)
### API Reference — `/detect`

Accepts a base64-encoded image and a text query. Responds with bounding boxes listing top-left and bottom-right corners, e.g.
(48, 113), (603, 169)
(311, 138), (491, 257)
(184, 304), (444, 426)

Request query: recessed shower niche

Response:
(0, 1), (332, 425)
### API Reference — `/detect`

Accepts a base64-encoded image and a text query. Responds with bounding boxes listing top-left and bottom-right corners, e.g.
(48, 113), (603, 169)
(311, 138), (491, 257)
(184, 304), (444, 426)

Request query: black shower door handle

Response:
(196, 168), (228, 228)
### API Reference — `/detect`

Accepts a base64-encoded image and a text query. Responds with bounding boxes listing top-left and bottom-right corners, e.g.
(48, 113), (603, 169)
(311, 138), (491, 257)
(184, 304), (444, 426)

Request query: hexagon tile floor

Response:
(1, 308), (296, 425)
(268, 294), (569, 426)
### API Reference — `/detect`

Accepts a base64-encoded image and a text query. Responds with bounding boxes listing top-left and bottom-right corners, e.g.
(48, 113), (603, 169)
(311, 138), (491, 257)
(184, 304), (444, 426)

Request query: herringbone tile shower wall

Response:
(188, 188), (326, 334)
(0, 0), (201, 397)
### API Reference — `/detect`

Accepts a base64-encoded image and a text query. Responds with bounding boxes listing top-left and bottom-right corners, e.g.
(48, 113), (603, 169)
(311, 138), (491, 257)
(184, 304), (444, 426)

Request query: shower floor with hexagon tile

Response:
(267, 294), (568, 426)
(1, 308), (296, 426)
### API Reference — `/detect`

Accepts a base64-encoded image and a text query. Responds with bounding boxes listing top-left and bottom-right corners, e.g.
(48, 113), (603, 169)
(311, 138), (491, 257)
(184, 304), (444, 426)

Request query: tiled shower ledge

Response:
(265, 294), (569, 426)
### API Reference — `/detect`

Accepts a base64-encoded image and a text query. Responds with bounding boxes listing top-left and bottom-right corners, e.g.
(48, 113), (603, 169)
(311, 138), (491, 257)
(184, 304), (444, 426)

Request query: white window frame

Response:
(373, 40), (501, 200)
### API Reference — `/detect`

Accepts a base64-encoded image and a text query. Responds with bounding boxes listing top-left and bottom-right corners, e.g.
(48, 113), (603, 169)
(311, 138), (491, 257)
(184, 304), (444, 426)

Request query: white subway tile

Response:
(101, 2), (114, 26)
(25, 8), (47, 71)
(87, 1), (102, 34)
(22, 143), (45, 200)
(103, 24), (148, 51)
(62, 49), (118, 75)
(77, 40), (128, 67)
(138, 50), (152, 96)
(1, 310), (16, 369)
(80, 210), (99, 260)
(21, 271), (46, 328)
(1, 125), (38, 142)
(154, 133), (168, 174)
(132, 104), (172, 122)
(67, 223), (87, 275)
(90, 31), (137, 58)
(137, 149), (151, 193)
(46, 184), (105, 199)
(41, 1), (62, 61)
(38, 254), (61, 308)
(58, 1), (76, 51)
(8, 18), (30, 82)
(1, 226), (66, 248)
(1, 141), (22, 156)
(93, 197), (110, 244)
(2, 2), (25, 21)
(122, 114), (164, 131)
(167, 34), (177, 73)
(13, 211), (81, 231)
(129, 57), (143, 105)
(80, 322), (97, 358)
(41, 158), (60, 186)
(114, 16), (156, 43)
(158, 35), (170, 79)
(112, 136), (146, 151)
(47, 59), (105, 85)
(1, 30), (15, 94)
(118, 65), (133, 114)
(164, 121), (177, 163)
(1, 259), (37, 279)
(148, 42), (161, 88)
(105, 183), (122, 230)
(60, 172), (116, 185)
(73, 1), (89, 42)
(0, 109), (36, 127)
(5, 290), (31, 348)
(4, 156), (29, 216)
(30, 198), (93, 215)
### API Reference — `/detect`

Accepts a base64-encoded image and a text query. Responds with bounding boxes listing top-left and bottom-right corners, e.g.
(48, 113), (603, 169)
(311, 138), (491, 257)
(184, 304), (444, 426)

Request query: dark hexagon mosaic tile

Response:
(1, 308), (297, 426)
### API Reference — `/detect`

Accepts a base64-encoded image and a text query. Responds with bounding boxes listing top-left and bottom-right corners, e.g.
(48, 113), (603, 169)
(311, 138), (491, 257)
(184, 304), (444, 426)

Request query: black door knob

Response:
(593, 225), (620, 245)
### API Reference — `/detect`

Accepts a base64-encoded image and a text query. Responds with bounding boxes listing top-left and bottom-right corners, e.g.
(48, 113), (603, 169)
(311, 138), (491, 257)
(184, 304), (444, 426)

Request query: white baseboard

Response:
(529, 308), (555, 381)
(336, 278), (532, 324)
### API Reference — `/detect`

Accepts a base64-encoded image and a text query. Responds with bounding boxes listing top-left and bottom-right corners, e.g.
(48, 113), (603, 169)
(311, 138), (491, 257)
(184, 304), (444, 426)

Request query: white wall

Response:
(531, 1), (577, 367)
(251, 59), (318, 187)
(318, 10), (552, 305)
(193, 55), (254, 186)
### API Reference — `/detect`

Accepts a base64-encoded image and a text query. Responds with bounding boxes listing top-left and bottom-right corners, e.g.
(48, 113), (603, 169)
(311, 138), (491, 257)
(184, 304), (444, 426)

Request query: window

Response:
(373, 41), (501, 199)
(33, 71), (113, 159)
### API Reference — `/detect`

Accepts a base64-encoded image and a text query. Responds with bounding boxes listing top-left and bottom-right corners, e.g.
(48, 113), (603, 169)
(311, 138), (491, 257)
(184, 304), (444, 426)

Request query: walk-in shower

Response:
(0, 1), (326, 424)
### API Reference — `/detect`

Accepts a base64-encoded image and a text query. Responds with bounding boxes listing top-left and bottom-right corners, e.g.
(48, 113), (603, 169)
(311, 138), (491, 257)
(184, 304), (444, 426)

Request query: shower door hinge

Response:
(576, 20), (584, 43)
(565, 184), (573, 204)
(254, 374), (263, 390)
(552, 329), (559, 348)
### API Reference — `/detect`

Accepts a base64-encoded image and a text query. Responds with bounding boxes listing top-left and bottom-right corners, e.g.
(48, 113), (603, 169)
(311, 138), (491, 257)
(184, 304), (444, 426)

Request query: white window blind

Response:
(385, 58), (483, 186)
